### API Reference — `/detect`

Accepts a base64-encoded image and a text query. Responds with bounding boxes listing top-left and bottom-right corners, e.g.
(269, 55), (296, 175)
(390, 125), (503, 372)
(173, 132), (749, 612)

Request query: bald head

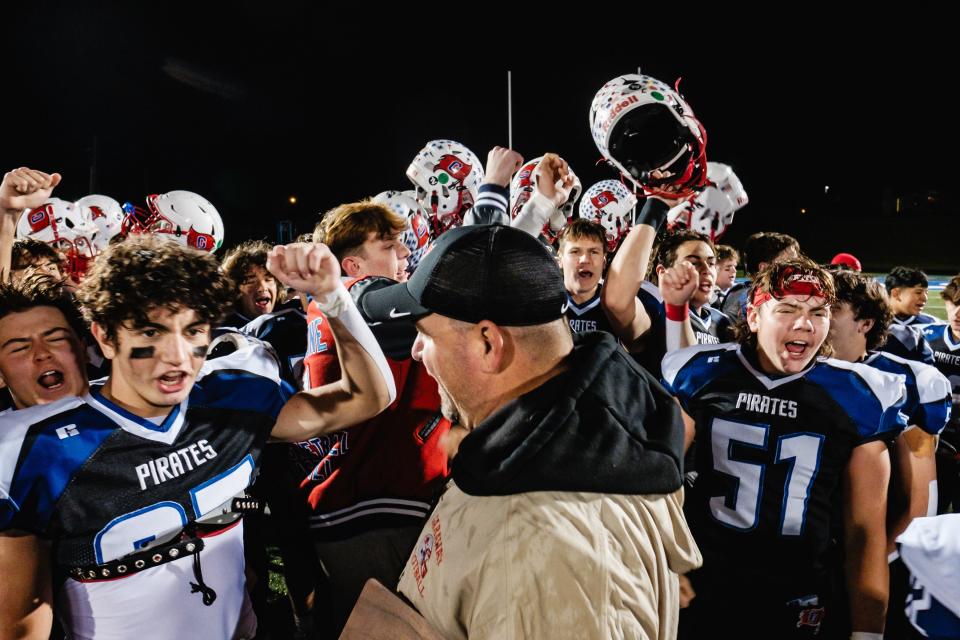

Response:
(412, 314), (573, 430)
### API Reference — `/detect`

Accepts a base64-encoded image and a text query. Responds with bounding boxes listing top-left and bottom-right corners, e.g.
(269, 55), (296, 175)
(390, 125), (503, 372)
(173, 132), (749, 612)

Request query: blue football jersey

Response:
(564, 287), (614, 335)
(689, 304), (735, 346)
(894, 312), (940, 328)
(899, 514), (960, 639)
(882, 323), (936, 365)
(241, 306), (308, 389)
(663, 343), (907, 581)
(863, 350), (950, 436)
(0, 343), (292, 640)
(633, 281), (667, 378)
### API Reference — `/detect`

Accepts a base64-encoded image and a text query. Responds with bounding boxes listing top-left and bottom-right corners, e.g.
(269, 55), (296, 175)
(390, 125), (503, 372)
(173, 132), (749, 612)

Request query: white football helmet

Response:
(666, 162), (749, 242)
(75, 194), (125, 251)
(578, 180), (638, 251)
(406, 139), (484, 236)
(509, 156), (583, 220)
(590, 74), (707, 198)
(17, 197), (101, 279)
(372, 190), (432, 273)
(140, 190), (225, 252)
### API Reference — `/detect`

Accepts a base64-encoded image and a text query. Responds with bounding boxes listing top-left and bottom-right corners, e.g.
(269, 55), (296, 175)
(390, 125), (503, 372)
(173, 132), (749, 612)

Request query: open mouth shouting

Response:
(783, 340), (811, 360)
(37, 369), (65, 391)
(254, 294), (273, 313)
(157, 370), (190, 395)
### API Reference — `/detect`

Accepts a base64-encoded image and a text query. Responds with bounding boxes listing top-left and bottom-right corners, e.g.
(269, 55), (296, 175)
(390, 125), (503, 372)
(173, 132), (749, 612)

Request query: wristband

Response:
(665, 303), (690, 322)
(314, 283), (352, 319)
(634, 198), (669, 232)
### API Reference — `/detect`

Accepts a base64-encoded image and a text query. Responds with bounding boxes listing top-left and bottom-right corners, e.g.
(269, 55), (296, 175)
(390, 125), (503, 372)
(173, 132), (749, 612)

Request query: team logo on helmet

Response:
(411, 214), (429, 248)
(88, 206), (106, 220)
(187, 227), (216, 252)
(28, 208), (51, 232)
(591, 191), (618, 209)
(433, 154), (471, 182)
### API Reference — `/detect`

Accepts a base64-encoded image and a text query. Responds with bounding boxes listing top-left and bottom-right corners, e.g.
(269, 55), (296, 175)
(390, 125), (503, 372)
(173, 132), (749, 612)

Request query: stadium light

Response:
(289, 195), (297, 205)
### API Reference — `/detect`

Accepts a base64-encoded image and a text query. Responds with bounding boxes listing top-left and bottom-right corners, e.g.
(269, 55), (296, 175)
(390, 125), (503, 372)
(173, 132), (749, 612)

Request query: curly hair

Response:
(733, 256), (836, 357)
(0, 274), (86, 339)
(221, 240), (271, 283)
(10, 238), (63, 271)
(219, 239), (283, 305)
(76, 235), (233, 342)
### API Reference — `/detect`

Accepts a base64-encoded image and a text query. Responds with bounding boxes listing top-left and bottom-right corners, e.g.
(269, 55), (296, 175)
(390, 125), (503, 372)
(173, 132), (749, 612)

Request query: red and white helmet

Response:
(372, 190), (432, 273)
(75, 194), (125, 251)
(578, 180), (638, 251)
(590, 74), (707, 199)
(131, 190), (224, 252)
(666, 162), (749, 242)
(509, 157), (583, 244)
(406, 140), (484, 237)
(508, 156), (583, 220)
(17, 197), (101, 279)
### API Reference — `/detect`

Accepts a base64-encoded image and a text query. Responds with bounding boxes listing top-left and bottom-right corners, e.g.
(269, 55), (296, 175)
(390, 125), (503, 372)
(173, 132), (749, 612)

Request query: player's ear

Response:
(341, 256), (362, 278)
(90, 322), (117, 360)
(859, 318), (875, 335)
(746, 304), (761, 333)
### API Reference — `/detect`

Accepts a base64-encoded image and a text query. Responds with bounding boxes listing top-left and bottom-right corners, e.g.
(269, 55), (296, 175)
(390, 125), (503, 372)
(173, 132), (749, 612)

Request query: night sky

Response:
(6, 5), (956, 270)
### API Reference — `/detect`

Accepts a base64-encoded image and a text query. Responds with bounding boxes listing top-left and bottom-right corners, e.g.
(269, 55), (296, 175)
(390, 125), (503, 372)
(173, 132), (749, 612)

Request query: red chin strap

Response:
(752, 268), (828, 307)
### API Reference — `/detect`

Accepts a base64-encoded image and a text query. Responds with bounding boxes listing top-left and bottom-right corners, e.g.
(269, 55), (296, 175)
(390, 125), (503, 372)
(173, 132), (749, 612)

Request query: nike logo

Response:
(560, 304), (569, 314)
(389, 308), (412, 318)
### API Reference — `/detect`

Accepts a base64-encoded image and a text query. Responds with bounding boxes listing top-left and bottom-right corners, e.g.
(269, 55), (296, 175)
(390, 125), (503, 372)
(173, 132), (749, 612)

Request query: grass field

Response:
(926, 297), (947, 322)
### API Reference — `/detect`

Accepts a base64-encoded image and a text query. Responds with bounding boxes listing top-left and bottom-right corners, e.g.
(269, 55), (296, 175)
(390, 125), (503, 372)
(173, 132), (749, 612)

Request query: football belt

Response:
(67, 534), (207, 582)
(63, 519), (240, 606)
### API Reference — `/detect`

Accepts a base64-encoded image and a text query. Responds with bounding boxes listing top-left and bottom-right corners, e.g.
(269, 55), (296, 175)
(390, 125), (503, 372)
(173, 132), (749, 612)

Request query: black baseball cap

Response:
(362, 224), (567, 326)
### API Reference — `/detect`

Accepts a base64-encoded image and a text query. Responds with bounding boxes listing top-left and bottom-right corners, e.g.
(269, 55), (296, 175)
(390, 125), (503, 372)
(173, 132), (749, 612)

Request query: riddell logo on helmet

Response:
(433, 155), (471, 182)
(602, 95), (640, 133)
(591, 191), (618, 209)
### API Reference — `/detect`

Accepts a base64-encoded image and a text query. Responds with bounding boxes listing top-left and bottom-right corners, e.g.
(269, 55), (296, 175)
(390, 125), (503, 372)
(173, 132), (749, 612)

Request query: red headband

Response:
(752, 268), (827, 307)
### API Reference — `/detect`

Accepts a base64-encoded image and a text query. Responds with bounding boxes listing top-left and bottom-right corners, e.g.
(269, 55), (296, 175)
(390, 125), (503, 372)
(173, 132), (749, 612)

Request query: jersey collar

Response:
(86, 383), (188, 445)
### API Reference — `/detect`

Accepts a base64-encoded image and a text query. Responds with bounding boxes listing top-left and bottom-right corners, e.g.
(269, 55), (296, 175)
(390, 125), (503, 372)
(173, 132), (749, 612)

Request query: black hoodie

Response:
(452, 330), (685, 497)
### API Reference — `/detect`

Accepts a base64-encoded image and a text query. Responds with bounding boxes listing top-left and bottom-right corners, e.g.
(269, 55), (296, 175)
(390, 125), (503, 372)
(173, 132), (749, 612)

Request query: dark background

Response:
(5, 5), (956, 270)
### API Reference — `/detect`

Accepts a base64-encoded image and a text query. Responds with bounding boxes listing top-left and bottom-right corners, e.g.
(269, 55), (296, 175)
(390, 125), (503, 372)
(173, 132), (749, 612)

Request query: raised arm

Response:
(266, 243), (396, 441)
(0, 168), (62, 282)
